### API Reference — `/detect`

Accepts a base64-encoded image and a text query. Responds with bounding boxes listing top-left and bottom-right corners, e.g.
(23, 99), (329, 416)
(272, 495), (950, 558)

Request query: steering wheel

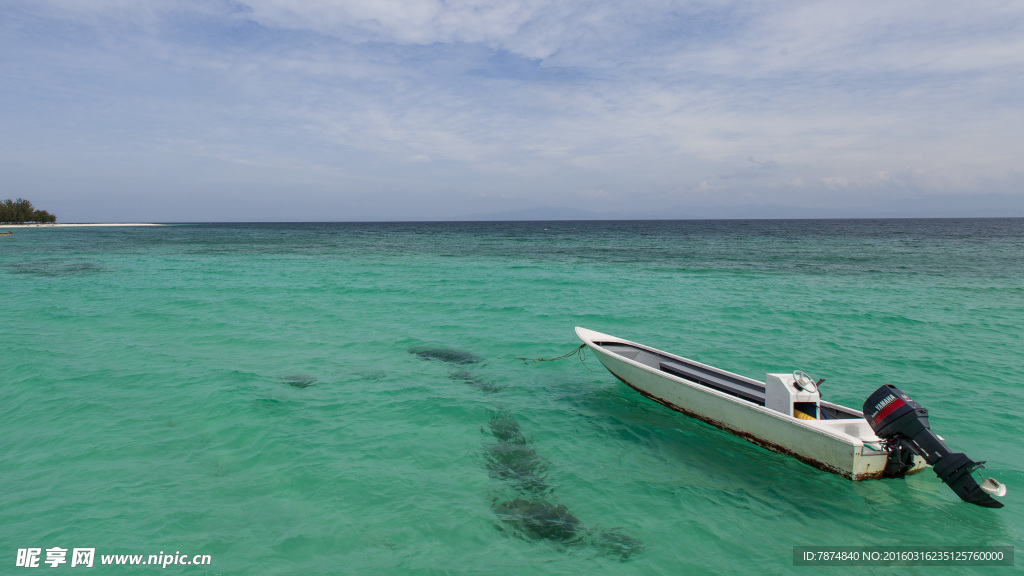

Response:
(793, 370), (818, 394)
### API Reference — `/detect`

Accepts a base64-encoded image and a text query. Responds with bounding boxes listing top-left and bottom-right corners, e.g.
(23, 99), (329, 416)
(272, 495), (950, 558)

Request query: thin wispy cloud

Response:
(2, 0), (1022, 220)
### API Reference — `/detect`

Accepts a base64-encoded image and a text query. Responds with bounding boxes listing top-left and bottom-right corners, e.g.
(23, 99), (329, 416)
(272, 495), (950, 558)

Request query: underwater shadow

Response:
(410, 346), (644, 561)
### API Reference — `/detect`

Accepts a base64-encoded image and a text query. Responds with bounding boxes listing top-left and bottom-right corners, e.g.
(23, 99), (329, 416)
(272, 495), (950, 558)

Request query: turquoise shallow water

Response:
(2, 219), (1022, 574)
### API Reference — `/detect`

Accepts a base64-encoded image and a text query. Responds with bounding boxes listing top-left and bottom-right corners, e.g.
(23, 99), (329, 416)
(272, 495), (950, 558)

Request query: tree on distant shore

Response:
(0, 198), (57, 224)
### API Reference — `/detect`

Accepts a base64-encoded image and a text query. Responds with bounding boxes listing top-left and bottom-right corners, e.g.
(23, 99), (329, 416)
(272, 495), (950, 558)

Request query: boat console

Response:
(765, 373), (820, 419)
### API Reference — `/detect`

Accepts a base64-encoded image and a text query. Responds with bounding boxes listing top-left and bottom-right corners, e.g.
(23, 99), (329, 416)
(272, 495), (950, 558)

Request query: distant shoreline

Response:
(5, 223), (165, 227)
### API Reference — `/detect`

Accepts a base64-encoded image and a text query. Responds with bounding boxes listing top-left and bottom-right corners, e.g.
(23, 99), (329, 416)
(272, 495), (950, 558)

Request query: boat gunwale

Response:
(590, 334), (767, 390)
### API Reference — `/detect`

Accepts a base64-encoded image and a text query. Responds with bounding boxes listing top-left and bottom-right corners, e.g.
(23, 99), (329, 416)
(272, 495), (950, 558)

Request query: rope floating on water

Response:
(506, 344), (593, 371)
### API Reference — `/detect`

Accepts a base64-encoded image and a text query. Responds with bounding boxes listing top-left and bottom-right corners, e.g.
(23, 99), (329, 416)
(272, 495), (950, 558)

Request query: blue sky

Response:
(3, 0), (1023, 221)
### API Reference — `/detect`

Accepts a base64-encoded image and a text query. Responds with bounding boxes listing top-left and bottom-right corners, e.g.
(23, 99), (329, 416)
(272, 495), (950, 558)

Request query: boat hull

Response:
(576, 327), (926, 480)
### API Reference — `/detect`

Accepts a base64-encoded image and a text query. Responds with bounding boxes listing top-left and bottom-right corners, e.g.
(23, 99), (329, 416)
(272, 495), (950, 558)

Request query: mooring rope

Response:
(506, 344), (593, 371)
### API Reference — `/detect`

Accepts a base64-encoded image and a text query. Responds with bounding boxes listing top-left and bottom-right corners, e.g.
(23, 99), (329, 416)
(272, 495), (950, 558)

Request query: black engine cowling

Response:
(863, 384), (1003, 508)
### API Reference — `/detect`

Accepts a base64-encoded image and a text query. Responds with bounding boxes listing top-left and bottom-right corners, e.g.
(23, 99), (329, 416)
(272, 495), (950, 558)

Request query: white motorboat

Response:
(576, 327), (1005, 507)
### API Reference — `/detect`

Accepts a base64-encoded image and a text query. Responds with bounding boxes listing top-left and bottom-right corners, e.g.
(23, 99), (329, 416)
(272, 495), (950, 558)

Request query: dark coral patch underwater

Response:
(450, 370), (503, 393)
(408, 346), (485, 365)
(492, 497), (583, 543)
(280, 374), (317, 388)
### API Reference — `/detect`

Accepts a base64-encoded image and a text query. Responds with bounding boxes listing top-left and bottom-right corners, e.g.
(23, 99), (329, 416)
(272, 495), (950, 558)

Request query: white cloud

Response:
(3, 0), (1024, 219)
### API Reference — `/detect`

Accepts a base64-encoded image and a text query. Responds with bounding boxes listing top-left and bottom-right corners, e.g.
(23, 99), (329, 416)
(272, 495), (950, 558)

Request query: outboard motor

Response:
(863, 384), (1005, 508)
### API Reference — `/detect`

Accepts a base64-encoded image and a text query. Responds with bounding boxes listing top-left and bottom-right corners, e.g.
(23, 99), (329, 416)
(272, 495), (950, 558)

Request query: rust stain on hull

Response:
(608, 372), (920, 481)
